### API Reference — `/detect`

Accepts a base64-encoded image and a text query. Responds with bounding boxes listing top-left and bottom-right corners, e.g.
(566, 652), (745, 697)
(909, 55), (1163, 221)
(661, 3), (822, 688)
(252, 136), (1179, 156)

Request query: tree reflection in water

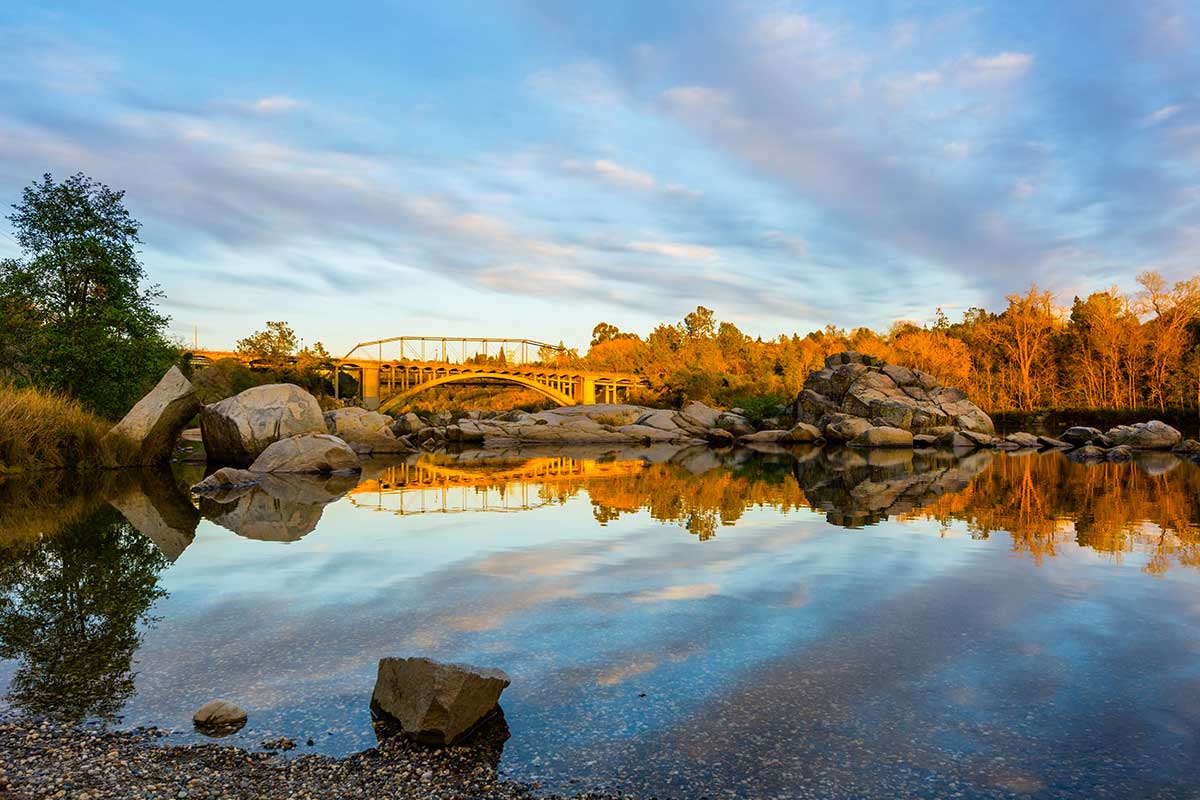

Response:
(0, 504), (168, 722)
(354, 447), (1200, 571)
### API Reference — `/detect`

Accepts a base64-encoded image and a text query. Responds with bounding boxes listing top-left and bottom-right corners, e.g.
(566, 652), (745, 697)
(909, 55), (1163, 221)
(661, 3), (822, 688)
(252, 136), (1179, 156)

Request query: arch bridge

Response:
(190, 335), (648, 411)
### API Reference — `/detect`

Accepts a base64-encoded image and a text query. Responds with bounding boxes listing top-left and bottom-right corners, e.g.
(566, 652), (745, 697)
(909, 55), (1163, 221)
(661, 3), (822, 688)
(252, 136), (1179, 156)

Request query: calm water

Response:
(2, 445), (1200, 799)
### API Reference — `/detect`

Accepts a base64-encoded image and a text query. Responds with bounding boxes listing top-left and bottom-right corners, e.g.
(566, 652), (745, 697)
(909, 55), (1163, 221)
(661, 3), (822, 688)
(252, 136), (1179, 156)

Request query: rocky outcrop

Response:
(796, 351), (994, 439)
(453, 405), (708, 446)
(1104, 421), (1182, 450)
(371, 657), (510, 746)
(248, 433), (361, 474)
(105, 367), (202, 464)
(200, 384), (326, 465)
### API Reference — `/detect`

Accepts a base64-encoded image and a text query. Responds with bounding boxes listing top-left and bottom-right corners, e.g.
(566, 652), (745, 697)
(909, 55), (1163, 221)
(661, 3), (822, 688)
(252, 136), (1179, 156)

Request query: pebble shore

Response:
(0, 716), (638, 800)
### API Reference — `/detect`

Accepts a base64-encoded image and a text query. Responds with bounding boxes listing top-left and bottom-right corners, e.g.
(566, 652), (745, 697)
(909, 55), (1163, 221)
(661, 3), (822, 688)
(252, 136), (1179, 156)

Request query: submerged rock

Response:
(105, 366), (202, 464)
(371, 657), (510, 746)
(192, 467), (261, 493)
(200, 384), (326, 465)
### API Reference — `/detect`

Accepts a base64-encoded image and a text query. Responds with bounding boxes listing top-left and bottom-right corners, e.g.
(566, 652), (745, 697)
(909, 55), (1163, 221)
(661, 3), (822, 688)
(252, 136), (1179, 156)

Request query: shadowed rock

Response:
(105, 367), (202, 464)
(371, 657), (510, 746)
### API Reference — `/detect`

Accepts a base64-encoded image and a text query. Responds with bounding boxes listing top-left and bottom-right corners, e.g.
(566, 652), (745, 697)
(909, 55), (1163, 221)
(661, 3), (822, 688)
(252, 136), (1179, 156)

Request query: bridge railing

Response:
(340, 336), (566, 367)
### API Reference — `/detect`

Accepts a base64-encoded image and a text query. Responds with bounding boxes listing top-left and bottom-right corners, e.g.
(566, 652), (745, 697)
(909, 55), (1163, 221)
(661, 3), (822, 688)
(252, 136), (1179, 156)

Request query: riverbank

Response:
(0, 715), (636, 800)
(0, 384), (136, 473)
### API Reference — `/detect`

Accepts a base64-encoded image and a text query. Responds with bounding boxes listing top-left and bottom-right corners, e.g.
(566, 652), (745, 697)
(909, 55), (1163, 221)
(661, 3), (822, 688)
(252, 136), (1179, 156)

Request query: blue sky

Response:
(1, 1), (1198, 353)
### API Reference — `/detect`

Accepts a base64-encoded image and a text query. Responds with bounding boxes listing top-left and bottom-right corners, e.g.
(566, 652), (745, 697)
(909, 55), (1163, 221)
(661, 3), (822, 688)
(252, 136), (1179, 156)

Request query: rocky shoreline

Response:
(0, 715), (636, 800)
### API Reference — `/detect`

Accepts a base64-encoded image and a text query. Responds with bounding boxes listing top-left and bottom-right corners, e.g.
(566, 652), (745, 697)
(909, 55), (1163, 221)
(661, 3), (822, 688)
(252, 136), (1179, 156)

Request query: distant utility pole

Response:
(193, 324), (198, 350)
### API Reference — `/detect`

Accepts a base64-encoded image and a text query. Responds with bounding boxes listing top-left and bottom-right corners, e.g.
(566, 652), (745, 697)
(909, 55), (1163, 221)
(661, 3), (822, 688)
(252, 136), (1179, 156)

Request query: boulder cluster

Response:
(108, 362), (1199, 481)
(796, 351), (994, 441)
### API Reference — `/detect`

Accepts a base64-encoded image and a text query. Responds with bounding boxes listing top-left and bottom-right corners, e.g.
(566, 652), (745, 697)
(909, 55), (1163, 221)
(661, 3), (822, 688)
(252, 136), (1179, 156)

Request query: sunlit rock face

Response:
(796, 351), (994, 437)
(105, 367), (202, 464)
(371, 657), (510, 746)
(793, 447), (995, 528)
(200, 384), (326, 465)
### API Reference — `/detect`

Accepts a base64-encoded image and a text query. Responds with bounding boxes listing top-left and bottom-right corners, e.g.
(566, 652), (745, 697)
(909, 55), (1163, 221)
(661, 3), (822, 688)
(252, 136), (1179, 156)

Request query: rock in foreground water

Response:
(201, 384), (326, 465)
(372, 657), (510, 746)
(105, 366), (202, 464)
(193, 700), (248, 729)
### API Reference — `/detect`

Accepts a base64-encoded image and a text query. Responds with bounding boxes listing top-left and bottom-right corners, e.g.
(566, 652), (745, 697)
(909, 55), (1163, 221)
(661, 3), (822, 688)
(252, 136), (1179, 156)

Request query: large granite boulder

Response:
(105, 367), (202, 464)
(1104, 421), (1182, 450)
(324, 407), (393, 436)
(325, 408), (413, 454)
(201, 384), (326, 465)
(849, 426), (914, 448)
(796, 352), (993, 437)
(371, 657), (510, 746)
(249, 433), (360, 473)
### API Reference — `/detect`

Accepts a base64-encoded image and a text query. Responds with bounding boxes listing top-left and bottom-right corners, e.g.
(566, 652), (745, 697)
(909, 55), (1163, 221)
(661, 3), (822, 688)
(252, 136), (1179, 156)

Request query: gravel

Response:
(0, 715), (639, 800)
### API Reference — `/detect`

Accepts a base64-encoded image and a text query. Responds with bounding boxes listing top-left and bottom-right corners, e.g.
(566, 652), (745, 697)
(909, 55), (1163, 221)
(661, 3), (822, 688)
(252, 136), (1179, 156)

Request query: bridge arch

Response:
(377, 371), (576, 413)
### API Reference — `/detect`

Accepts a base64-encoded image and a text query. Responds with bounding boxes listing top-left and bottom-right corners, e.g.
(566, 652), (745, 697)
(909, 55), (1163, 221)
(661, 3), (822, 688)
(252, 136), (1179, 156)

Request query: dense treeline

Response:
(577, 273), (1200, 414)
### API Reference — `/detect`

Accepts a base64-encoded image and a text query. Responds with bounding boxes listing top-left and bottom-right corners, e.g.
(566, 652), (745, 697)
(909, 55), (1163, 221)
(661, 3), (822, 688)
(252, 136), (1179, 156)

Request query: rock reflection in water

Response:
(198, 473), (360, 541)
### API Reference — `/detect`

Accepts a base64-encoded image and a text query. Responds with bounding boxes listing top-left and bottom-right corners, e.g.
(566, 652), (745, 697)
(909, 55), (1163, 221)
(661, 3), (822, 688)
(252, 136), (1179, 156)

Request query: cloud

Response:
(955, 52), (1034, 83)
(248, 95), (305, 114)
(626, 240), (719, 263)
(564, 158), (656, 190)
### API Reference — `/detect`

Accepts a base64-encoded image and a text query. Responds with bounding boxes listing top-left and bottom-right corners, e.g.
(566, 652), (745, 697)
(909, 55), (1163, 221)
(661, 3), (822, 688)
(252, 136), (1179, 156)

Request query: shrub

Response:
(0, 383), (136, 471)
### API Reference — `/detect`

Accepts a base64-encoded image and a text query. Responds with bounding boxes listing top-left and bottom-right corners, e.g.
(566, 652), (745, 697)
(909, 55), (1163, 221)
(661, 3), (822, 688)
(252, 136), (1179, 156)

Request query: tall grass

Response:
(0, 382), (137, 471)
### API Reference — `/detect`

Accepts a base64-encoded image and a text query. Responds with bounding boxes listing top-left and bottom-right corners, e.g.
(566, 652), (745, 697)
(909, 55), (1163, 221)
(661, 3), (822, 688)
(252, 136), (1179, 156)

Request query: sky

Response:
(1, 1), (1198, 354)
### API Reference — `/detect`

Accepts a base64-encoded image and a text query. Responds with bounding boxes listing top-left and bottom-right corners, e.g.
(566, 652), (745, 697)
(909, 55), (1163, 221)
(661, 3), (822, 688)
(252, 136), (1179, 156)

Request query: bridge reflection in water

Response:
(347, 455), (648, 516)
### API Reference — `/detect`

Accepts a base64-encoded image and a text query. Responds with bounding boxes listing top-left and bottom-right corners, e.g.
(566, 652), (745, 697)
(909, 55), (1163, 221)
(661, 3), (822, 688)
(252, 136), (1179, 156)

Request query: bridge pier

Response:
(581, 376), (596, 405)
(362, 365), (381, 410)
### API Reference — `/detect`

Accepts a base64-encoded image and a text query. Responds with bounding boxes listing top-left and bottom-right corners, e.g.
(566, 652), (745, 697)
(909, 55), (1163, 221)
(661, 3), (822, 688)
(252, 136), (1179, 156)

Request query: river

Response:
(1, 444), (1198, 798)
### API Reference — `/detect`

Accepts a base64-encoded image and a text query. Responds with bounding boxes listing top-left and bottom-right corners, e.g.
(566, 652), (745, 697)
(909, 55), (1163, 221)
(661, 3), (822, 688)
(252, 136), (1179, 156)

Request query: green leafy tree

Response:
(0, 173), (178, 418)
(236, 320), (298, 369)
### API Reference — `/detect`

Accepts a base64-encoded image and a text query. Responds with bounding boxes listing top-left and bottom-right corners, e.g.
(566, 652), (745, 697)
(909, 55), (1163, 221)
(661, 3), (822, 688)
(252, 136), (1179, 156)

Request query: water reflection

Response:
(198, 473), (359, 541)
(344, 447), (1200, 568)
(0, 504), (168, 722)
(2, 446), (1200, 798)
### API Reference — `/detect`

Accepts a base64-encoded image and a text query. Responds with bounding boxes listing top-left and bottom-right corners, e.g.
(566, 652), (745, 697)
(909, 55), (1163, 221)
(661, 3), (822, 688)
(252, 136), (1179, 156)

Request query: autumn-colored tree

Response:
(989, 284), (1060, 411)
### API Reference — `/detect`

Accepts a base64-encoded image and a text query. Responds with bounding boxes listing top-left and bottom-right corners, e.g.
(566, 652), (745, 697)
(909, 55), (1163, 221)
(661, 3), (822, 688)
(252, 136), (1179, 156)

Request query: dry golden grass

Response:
(0, 382), (137, 472)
